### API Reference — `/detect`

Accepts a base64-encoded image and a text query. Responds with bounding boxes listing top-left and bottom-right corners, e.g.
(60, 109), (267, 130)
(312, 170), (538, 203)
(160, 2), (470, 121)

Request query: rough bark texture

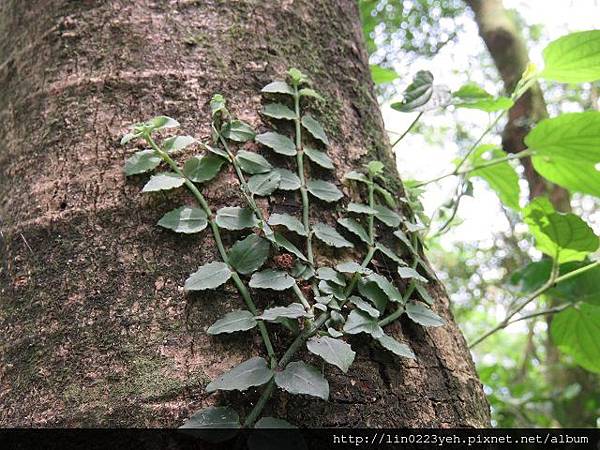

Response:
(0, 0), (489, 427)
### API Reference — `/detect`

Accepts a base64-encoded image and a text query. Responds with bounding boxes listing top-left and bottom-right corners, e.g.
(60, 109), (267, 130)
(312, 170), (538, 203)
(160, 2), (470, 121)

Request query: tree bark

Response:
(0, 0), (489, 427)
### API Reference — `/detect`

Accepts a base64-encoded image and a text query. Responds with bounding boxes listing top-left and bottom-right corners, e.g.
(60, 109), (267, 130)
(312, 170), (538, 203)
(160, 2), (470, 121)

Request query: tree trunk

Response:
(0, 0), (489, 427)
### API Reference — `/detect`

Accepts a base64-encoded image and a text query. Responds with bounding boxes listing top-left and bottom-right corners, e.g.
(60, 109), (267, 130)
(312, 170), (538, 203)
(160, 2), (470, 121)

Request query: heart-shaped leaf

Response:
(248, 171), (281, 196)
(274, 361), (329, 400)
(343, 309), (383, 338)
(273, 168), (301, 191)
(184, 154), (227, 183)
(306, 336), (355, 373)
(405, 301), (444, 327)
(222, 120), (255, 142)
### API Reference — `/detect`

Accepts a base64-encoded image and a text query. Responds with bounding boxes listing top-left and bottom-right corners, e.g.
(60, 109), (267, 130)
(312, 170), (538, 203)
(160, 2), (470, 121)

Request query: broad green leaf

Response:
(228, 234), (270, 274)
(141, 172), (185, 192)
(337, 218), (370, 244)
(347, 202), (377, 215)
(180, 406), (240, 429)
(248, 171), (281, 196)
(404, 222), (426, 233)
(147, 115), (179, 130)
(258, 303), (309, 322)
(405, 301), (444, 327)
(249, 269), (295, 290)
(357, 279), (388, 312)
(216, 206), (259, 230)
(291, 261), (315, 280)
(273, 168), (301, 191)
(377, 334), (415, 359)
(414, 283), (434, 306)
(467, 145), (520, 210)
(121, 132), (140, 145)
(328, 327), (343, 338)
(299, 88), (324, 101)
(366, 161), (384, 177)
(541, 30), (600, 82)
(313, 223), (354, 248)
(221, 120), (255, 142)
(301, 115), (329, 145)
(157, 206), (208, 234)
(397, 266), (428, 283)
(163, 135), (196, 153)
(263, 103), (296, 120)
(124, 150), (161, 175)
(394, 229), (416, 250)
(206, 357), (273, 392)
(365, 273), (403, 303)
(551, 303), (600, 373)
(374, 205), (401, 227)
(452, 82), (491, 100)
(316, 267), (345, 286)
(349, 295), (379, 318)
(268, 213), (306, 236)
(525, 112), (600, 198)
(185, 262), (232, 291)
(262, 80), (294, 95)
(391, 71), (434, 112)
(370, 64), (398, 85)
(343, 309), (383, 338)
(376, 243), (405, 265)
(274, 232), (307, 261)
(183, 154), (227, 183)
(306, 179), (343, 202)
(204, 143), (230, 160)
(207, 310), (257, 335)
(453, 83), (513, 112)
(335, 261), (372, 275)
(274, 361), (329, 400)
(374, 184), (397, 208)
(304, 147), (334, 169)
(236, 150), (272, 174)
(287, 67), (308, 84)
(256, 132), (297, 156)
(306, 336), (355, 373)
(318, 280), (345, 300)
(344, 170), (369, 184)
(553, 262), (600, 306)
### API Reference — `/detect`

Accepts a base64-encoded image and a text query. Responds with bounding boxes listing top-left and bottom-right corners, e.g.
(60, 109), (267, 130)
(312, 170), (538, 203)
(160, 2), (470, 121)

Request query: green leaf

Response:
(147, 115), (179, 130)
(467, 145), (520, 210)
(299, 88), (324, 101)
(216, 207), (259, 230)
(374, 205), (401, 227)
(376, 334), (415, 359)
(306, 179), (343, 202)
(313, 223), (354, 248)
(124, 150), (161, 176)
(287, 67), (308, 84)
(262, 80), (294, 95)
(185, 262), (232, 291)
(318, 281), (345, 301)
(541, 30), (600, 82)
(248, 171), (281, 196)
(180, 406), (240, 429)
(291, 261), (315, 280)
(221, 120), (255, 142)
(414, 283), (434, 306)
(335, 261), (371, 275)
(228, 234), (270, 274)
(525, 112), (600, 198)
(405, 301), (444, 327)
(141, 172), (185, 192)
(349, 295), (380, 318)
(163, 135), (196, 153)
(376, 243), (405, 265)
(304, 147), (334, 169)
(206, 357), (273, 392)
(157, 206), (208, 234)
(274, 232), (307, 262)
(347, 202), (377, 215)
(274, 361), (329, 400)
(121, 132), (140, 145)
(236, 150), (272, 174)
(366, 161), (384, 177)
(343, 309), (384, 338)
(391, 70), (437, 112)
(306, 336), (355, 373)
(453, 83), (513, 112)
(394, 229), (415, 251)
(344, 170), (369, 184)
(204, 143), (230, 160)
(301, 115), (329, 145)
(258, 303), (309, 322)
(249, 269), (295, 291)
(183, 154), (227, 183)
(370, 64), (398, 85)
(374, 184), (397, 208)
(256, 132), (297, 156)
(207, 310), (257, 335)
(551, 303), (600, 373)
(268, 213), (306, 236)
(523, 197), (599, 263)
(210, 94), (226, 117)
(337, 218), (370, 245)
(263, 103), (296, 120)
(328, 327), (343, 338)
(397, 267), (428, 283)
(273, 168), (301, 191)
(365, 273), (403, 303)
(316, 267), (345, 286)
(357, 279), (388, 312)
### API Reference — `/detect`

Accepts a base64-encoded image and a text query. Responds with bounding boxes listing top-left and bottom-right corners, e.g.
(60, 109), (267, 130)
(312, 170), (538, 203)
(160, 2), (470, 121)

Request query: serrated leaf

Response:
(377, 334), (415, 359)
(256, 132), (297, 156)
(349, 295), (379, 318)
(263, 103), (296, 120)
(163, 135), (196, 153)
(335, 261), (372, 275)
(147, 115), (179, 130)
(299, 88), (324, 101)
(541, 30), (600, 82)
(262, 80), (294, 95)
(207, 310), (257, 335)
(258, 303), (309, 322)
(124, 150), (161, 176)
(313, 223), (354, 248)
(397, 266), (428, 283)
(250, 269), (295, 290)
(301, 115), (329, 145)
(236, 150), (272, 174)
(347, 202), (377, 215)
(222, 120), (255, 142)
(180, 406), (240, 429)
(374, 205), (401, 227)
(405, 301), (444, 327)
(274, 361), (329, 400)
(185, 262), (232, 291)
(228, 234), (270, 274)
(268, 213), (306, 236)
(183, 154), (227, 183)
(376, 243), (405, 265)
(157, 206), (208, 234)
(307, 336), (355, 373)
(216, 207), (259, 230)
(206, 357), (273, 392)
(316, 267), (345, 286)
(142, 172), (185, 192)
(358, 278), (388, 312)
(273, 168), (301, 191)
(365, 273), (403, 303)
(248, 171), (281, 196)
(343, 309), (383, 338)
(337, 218), (370, 245)
(274, 233), (307, 261)
(304, 147), (334, 169)
(306, 179), (343, 202)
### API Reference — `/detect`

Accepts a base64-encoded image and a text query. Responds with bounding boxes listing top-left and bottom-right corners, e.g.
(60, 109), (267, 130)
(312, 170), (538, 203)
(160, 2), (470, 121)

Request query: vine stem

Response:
(391, 111), (423, 148)
(145, 133), (277, 368)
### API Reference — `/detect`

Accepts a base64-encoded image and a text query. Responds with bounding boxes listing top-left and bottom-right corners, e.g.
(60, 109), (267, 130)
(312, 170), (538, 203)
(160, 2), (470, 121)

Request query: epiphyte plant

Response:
(122, 67), (443, 432)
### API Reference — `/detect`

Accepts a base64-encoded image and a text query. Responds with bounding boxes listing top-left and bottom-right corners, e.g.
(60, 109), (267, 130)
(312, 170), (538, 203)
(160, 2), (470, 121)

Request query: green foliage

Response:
(207, 310), (257, 335)
(228, 235), (270, 274)
(541, 30), (600, 82)
(206, 357), (273, 393)
(157, 206), (208, 234)
(306, 336), (356, 373)
(370, 64), (399, 85)
(452, 83), (514, 112)
(185, 262), (232, 291)
(274, 361), (329, 400)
